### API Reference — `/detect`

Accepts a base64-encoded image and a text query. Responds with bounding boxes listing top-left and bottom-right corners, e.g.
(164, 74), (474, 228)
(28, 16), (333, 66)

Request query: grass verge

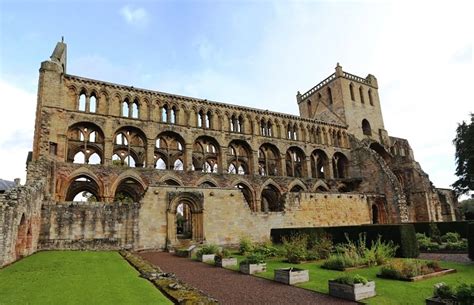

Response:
(0, 251), (173, 305)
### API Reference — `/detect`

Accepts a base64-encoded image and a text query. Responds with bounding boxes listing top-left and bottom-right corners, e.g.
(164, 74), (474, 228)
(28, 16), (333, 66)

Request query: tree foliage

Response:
(453, 114), (474, 195)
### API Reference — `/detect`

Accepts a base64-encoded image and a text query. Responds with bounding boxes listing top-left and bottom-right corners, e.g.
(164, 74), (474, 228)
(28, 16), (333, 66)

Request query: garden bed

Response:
(377, 259), (457, 282)
(328, 280), (376, 301)
(274, 267), (309, 285)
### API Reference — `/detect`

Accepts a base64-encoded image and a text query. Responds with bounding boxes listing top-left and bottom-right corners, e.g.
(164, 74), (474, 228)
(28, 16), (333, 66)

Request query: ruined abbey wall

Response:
(0, 41), (459, 267)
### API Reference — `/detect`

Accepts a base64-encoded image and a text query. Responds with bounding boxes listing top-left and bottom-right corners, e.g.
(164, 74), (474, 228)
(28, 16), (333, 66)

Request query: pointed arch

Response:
(287, 179), (308, 193)
(312, 180), (330, 192)
(158, 173), (184, 186)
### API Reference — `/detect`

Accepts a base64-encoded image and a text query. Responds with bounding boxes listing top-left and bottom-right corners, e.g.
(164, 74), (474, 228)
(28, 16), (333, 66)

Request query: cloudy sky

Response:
(0, 0), (472, 191)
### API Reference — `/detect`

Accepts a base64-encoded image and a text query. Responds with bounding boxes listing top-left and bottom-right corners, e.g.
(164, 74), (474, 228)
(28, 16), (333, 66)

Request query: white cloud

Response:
(119, 5), (149, 27)
(0, 80), (36, 183)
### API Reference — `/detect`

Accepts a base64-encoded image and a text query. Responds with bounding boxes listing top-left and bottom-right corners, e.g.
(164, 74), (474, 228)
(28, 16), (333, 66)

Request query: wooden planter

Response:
(328, 280), (376, 301)
(239, 263), (267, 274)
(199, 254), (216, 263)
(215, 257), (237, 268)
(274, 268), (309, 285)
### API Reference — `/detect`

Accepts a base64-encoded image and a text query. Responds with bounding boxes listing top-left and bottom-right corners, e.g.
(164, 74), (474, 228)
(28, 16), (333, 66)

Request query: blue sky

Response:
(0, 0), (472, 192)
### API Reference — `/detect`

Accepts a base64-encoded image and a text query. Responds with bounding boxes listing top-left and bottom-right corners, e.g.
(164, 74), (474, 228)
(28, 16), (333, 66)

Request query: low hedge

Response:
(410, 221), (470, 238)
(271, 224), (419, 258)
(469, 222), (474, 261)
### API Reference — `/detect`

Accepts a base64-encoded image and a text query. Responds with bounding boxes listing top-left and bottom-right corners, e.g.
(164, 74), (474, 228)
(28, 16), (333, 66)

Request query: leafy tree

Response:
(452, 114), (474, 195)
(459, 198), (474, 220)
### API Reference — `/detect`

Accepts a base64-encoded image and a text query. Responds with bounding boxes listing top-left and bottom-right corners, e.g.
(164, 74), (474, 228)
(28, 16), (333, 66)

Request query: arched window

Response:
(258, 144), (280, 176)
(235, 183), (253, 210)
(227, 140), (252, 175)
(155, 131), (185, 171)
(307, 100), (312, 117)
(171, 107), (177, 124)
(362, 119), (372, 136)
(156, 158), (166, 170)
(193, 136), (219, 173)
(368, 89), (374, 106)
(349, 83), (355, 101)
(122, 100), (129, 117)
(327, 87), (333, 105)
(261, 184), (283, 212)
(372, 204), (379, 224)
(359, 86), (365, 104)
(113, 127), (147, 167)
(161, 105), (168, 122)
(198, 110), (204, 128)
(286, 147), (305, 177)
(311, 149), (329, 179)
(67, 122), (104, 165)
(78, 93), (86, 111)
(66, 176), (100, 202)
(114, 178), (144, 203)
(89, 95), (97, 113)
(332, 152), (348, 179)
(131, 101), (139, 118)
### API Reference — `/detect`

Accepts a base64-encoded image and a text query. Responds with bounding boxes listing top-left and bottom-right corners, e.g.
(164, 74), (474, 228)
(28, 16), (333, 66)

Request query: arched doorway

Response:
(176, 202), (192, 239)
(15, 214), (27, 259)
(372, 204), (379, 224)
(167, 192), (204, 247)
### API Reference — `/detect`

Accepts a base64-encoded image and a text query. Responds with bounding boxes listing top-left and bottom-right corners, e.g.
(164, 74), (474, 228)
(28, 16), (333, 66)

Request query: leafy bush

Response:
(433, 282), (474, 305)
(441, 232), (461, 243)
(239, 253), (265, 265)
(196, 244), (218, 258)
(253, 239), (283, 258)
(379, 259), (439, 280)
(416, 233), (440, 251)
(364, 236), (398, 266)
(214, 248), (232, 262)
(283, 234), (308, 263)
(322, 254), (357, 270)
(238, 236), (254, 255)
(308, 233), (333, 260)
(333, 274), (369, 285)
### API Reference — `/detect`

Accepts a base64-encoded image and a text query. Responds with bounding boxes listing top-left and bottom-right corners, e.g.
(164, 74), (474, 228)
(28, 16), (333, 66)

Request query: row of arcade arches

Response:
(67, 122), (350, 179)
(63, 171), (331, 213)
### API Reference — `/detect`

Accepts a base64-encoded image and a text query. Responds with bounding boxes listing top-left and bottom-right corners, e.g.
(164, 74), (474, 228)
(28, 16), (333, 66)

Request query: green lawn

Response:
(0, 251), (172, 305)
(221, 252), (474, 305)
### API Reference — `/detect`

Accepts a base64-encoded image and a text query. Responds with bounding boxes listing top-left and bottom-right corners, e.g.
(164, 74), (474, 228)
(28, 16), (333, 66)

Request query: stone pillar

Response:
(220, 146), (228, 174)
(185, 143), (193, 171)
(146, 141), (155, 168)
(305, 156), (312, 178)
(280, 153), (287, 176)
(252, 150), (259, 175)
(103, 138), (113, 166)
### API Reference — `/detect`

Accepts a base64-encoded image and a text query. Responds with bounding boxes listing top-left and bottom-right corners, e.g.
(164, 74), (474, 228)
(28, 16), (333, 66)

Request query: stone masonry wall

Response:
(39, 202), (140, 250)
(0, 181), (45, 267)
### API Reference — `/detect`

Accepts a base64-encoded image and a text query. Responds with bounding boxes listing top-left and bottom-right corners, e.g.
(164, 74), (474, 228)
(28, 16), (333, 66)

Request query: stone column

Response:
(146, 141), (155, 168)
(185, 143), (193, 171)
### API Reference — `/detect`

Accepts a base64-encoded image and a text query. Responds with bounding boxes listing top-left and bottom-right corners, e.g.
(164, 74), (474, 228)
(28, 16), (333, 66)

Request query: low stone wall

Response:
(39, 202), (140, 250)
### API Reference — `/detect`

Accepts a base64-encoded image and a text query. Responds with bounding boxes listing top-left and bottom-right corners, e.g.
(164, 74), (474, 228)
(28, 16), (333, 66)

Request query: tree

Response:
(452, 114), (474, 195)
(459, 199), (474, 220)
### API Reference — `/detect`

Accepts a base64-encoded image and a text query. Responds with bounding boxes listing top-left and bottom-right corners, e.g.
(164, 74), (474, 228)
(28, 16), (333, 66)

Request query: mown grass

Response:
(215, 250), (474, 305)
(0, 251), (173, 305)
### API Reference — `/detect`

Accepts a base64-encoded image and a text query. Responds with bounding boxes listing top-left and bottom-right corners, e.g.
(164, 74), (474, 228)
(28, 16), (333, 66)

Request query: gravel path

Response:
(419, 252), (472, 264)
(139, 252), (357, 305)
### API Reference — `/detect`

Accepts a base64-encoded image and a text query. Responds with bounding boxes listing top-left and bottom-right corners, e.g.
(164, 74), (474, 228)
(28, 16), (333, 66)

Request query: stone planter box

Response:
(328, 280), (376, 301)
(199, 254), (216, 263)
(274, 268), (309, 285)
(215, 257), (237, 268)
(425, 297), (457, 305)
(239, 263), (267, 274)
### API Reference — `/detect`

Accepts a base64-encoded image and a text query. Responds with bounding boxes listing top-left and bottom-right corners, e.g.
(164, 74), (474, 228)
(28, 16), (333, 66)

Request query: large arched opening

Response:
(167, 192), (204, 247)
(261, 184), (283, 212)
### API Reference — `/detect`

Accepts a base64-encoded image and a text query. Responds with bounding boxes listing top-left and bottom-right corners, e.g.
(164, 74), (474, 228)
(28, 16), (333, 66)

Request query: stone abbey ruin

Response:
(0, 41), (459, 267)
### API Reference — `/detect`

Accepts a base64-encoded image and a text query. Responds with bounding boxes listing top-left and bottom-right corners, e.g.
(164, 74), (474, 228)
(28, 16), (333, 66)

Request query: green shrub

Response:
(214, 248), (232, 263)
(411, 221), (470, 238)
(441, 232), (460, 243)
(433, 282), (474, 305)
(365, 236), (398, 266)
(253, 240), (283, 258)
(322, 254), (358, 270)
(196, 244), (218, 258)
(239, 253), (265, 265)
(283, 234), (308, 263)
(239, 236), (254, 255)
(333, 274), (369, 285)
(308, 233), (333, 259)
(429, 222), (442, 244)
